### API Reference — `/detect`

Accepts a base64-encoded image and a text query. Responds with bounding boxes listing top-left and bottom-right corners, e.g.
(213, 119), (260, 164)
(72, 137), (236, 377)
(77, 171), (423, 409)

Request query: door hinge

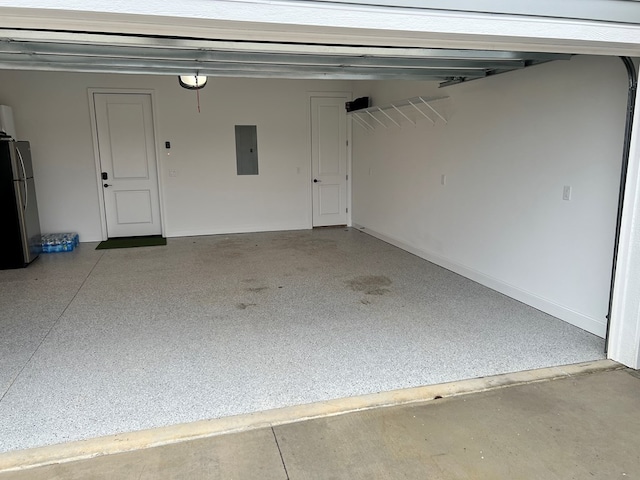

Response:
(346, 207), (349, 213)
(346, 174), (349, 180)
(346, 140), (349, 146)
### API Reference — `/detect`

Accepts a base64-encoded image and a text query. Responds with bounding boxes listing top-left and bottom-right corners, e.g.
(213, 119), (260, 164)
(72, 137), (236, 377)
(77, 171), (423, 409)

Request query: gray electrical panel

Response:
(235, 125), (259, 175)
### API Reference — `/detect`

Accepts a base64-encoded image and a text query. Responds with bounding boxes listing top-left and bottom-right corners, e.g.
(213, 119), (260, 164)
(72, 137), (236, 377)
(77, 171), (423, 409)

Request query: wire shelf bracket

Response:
(348, 95), (449, 131)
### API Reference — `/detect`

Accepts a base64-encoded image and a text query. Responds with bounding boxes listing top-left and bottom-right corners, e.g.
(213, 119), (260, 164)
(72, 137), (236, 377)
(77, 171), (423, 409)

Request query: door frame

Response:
(88, 88), (166, 240)
(306, 91), (352, 229)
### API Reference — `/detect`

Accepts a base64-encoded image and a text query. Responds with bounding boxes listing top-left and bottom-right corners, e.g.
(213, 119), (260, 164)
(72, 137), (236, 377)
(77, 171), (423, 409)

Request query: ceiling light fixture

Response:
(179, 75), (207, 113)
(178, 75), (207, 90)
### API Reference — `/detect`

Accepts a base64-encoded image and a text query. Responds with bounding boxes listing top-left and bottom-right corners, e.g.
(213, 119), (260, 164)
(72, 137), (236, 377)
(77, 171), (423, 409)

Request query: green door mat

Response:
(96, 235), (167, 250)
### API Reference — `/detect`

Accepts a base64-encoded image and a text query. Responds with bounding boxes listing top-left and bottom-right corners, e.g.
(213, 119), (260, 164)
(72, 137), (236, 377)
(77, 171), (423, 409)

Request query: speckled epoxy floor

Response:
(0, 228), (604, 452)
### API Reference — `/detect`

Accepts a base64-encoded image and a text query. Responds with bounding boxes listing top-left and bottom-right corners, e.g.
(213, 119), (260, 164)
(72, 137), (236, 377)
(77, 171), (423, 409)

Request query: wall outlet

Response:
(169, 170), (178, 177)
(563, 185), (572, 201)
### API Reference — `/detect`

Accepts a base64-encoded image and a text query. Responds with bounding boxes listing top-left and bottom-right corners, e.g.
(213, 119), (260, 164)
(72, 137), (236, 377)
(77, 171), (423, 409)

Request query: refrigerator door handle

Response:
(16, 145), (27, 210)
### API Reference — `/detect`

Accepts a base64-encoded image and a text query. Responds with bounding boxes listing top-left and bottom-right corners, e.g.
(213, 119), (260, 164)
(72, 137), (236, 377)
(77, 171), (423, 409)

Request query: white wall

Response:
(0, 71), (351, 241)
(352, 55), (628, 337)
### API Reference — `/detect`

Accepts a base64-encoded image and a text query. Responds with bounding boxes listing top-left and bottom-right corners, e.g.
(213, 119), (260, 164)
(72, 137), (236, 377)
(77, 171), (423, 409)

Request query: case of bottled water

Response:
(41, 233), (79, 253)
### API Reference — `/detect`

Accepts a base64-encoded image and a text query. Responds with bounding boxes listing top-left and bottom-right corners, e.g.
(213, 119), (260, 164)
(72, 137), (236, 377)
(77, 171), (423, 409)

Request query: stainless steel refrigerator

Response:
(0, 139), (41, 269)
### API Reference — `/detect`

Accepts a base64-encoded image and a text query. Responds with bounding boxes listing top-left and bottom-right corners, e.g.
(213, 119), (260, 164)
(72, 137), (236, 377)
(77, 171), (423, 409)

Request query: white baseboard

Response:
(166, 223), (309, 238)
(353, 223), (606, 338)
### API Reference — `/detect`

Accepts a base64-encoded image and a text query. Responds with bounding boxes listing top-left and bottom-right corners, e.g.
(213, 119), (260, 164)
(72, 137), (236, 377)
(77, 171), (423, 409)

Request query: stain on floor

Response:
(236, 303), (257, 310)
(346, 275), (392, 295)
(246, 287), (269, 293)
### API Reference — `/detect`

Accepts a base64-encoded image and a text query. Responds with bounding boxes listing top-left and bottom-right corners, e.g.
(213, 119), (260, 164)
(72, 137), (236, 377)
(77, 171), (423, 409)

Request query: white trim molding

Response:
(608, 72), (640, 370)
(0, 2), (639, 55)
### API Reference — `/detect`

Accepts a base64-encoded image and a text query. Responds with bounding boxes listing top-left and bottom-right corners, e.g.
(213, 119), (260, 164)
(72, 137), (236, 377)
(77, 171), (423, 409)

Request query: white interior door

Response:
(94, 93), (162, 238)
(311, 96), (348, 227)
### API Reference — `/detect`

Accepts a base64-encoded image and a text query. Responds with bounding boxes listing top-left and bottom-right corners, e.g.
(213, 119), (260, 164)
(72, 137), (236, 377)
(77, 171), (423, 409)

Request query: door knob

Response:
(103, 183), (112, 188)
(313, 179), (321, 183)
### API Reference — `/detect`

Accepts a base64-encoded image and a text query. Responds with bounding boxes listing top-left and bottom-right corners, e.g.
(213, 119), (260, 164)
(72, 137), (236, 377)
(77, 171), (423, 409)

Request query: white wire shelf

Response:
(347, 95), (450, 130)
